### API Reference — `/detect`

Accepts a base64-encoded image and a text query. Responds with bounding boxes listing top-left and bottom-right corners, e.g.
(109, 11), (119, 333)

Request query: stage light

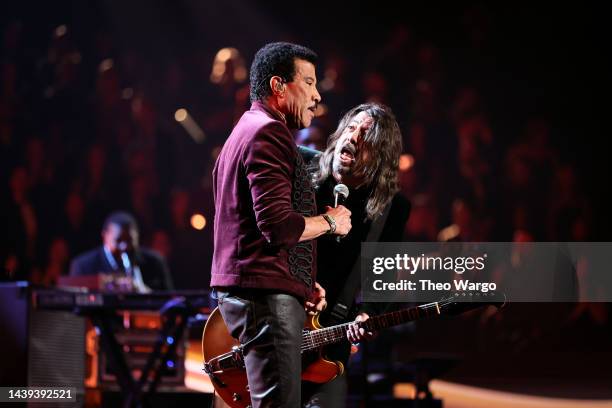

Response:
(217, 48), (233, 63)
(175, 108), (206, 143)
(438, 224), (460, 242)
(212, 64), (224, 77)
(399, 154), (415, 171)
(174, 108), (188, 122)
(191, 214), (207, 230)
(99, 59), (113, 73)
(210, 47), (246, 84)
(55, 25), (67, 38)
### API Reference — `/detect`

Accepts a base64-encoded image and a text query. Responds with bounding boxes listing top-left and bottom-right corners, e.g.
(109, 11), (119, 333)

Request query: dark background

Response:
(1, 1), (608, 295)
(1, 1), (611, 402)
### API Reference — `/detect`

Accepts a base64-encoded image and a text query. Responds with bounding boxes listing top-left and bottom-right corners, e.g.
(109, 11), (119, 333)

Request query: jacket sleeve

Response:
(244, 122), (306, 248)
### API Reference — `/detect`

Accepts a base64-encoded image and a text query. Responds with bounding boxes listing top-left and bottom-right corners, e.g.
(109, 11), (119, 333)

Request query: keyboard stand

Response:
(82, 297), (200, 408)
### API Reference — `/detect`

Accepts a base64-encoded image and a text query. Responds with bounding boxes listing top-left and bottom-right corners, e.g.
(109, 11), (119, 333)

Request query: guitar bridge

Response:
(203, 362), (227, 388)
(204, 345), (246, 372)
(203, 346), (246, 388)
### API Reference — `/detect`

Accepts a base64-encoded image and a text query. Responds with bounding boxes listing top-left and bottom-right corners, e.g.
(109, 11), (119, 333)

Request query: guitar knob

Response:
(232, 393), (241, 401)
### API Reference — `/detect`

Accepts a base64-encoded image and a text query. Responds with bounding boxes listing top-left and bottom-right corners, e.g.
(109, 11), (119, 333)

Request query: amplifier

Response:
(0, 282), (86, 407)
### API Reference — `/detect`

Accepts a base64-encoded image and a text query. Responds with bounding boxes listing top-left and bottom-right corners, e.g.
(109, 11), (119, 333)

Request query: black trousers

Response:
(217, 289), (305, 408)
(302, 373), (348, 408)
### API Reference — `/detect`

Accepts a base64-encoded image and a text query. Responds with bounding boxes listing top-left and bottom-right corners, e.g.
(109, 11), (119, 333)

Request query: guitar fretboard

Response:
(301, 296), (485, 352)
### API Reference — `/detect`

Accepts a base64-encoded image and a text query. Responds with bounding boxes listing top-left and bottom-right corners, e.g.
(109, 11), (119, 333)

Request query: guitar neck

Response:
(302, 302), (437, 352)
(362, 301), (443, 332)
(302, 296), (498, 352)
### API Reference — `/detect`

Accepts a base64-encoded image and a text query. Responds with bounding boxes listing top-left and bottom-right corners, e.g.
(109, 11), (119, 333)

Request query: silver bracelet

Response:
(322, 214), (336, 234)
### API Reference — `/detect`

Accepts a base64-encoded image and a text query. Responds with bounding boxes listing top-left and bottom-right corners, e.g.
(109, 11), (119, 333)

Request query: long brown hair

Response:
(313, 103), (402, 220)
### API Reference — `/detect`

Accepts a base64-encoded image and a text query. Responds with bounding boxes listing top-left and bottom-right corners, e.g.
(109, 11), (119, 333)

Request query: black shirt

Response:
(315, 176), (411, 326)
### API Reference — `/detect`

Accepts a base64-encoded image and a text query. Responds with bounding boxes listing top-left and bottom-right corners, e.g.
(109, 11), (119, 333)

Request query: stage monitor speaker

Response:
(0, 282), (86, 407)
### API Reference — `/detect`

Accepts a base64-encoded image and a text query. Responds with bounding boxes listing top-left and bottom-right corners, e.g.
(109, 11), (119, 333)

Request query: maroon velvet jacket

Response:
(210, 101), (315, 300)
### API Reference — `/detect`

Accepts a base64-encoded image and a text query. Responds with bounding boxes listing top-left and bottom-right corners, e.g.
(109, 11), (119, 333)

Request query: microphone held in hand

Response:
(333, 183), (349, 208)
(333, 184), (349, 242)
(120, 251), (133, 277)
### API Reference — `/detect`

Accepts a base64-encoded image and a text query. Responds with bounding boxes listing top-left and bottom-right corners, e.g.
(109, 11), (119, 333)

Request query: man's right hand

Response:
(325, 205), (352, 236)
(299, 205), (352, 242)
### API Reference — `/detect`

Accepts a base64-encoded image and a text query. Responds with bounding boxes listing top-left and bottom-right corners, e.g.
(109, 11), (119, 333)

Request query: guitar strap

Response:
(328, 199), (393, 323)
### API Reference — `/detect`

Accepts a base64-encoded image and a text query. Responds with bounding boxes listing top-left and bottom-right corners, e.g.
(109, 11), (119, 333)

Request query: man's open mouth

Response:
(340, 145), (356, 163)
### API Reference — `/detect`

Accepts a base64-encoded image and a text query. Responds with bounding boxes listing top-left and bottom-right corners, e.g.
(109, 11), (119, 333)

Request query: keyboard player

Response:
(69, 211), (173, 292)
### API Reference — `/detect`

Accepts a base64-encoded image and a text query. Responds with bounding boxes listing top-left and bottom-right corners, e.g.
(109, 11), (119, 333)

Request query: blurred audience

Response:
(0, 13), (601, 300)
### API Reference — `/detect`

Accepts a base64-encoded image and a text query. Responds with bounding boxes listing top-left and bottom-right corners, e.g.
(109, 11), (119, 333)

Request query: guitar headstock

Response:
(437, 291), (507, 316)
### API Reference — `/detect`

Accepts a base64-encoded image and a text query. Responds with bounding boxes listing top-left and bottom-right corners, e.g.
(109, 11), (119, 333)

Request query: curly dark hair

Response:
(313, 103), (402, 220)
(249, 42), (318, 103)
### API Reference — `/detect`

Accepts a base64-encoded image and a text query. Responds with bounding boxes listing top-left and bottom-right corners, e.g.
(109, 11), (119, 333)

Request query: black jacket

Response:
(298, 146), (411, 321)
(69, 246), (174, 291)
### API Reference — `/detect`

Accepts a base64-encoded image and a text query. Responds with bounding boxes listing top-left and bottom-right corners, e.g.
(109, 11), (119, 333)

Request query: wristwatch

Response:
(322, 214), (336, 234)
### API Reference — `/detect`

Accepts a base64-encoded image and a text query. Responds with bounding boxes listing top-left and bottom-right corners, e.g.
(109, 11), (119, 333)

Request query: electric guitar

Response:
(201, 293), (505, 408)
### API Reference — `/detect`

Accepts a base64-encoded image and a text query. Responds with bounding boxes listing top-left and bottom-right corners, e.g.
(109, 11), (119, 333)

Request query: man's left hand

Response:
(305, 281), (327, 316)
(347, 313), (374, 344)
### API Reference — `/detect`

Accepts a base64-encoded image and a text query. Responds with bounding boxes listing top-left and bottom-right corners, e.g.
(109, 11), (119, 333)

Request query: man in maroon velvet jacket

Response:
(211, 42), (352, 407)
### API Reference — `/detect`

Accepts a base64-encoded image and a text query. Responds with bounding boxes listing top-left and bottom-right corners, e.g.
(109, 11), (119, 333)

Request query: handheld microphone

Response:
(120, 251), (133, 277)
(119, 248), (150, 293)
(333, 184), (349, 207)
(333, 184), (349, 242)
